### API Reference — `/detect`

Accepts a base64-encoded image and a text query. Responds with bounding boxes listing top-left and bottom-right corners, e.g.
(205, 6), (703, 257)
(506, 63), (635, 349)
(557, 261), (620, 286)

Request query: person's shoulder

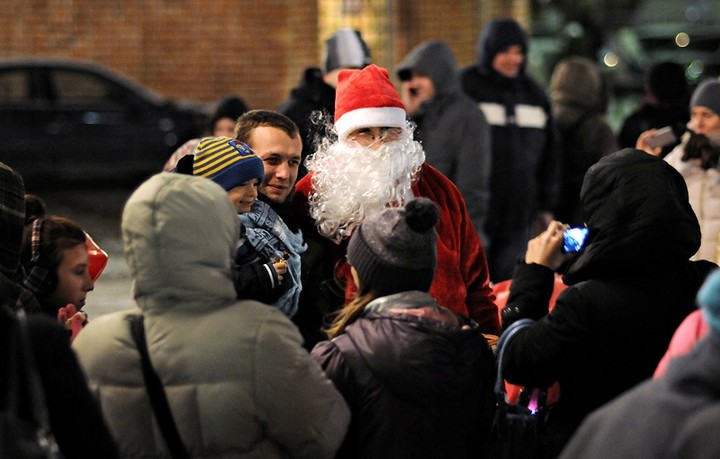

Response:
(519, 73), (551, 103)
(458, 65), (488, 93)
(25, 312), (68, 341)
(417, 163), (462, 192)
(72, 309), (139, 343)
(458, 63), (481, 80)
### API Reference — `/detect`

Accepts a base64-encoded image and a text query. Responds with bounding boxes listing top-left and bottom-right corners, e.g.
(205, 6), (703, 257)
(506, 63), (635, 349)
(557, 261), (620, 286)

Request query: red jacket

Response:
(294, 163), (500, 335)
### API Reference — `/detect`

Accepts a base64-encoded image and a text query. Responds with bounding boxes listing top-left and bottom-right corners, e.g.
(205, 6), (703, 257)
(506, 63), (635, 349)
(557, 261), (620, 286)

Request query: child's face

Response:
(228, 179), (260, 213)
(47, 244), (94, 311)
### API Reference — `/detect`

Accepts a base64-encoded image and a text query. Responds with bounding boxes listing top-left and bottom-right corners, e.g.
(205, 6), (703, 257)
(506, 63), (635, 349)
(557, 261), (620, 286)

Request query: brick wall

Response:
(0, 0), (526, 109)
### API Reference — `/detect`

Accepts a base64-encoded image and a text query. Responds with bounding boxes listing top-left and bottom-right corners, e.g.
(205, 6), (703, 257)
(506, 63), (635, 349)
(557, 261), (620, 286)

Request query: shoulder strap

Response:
(129, 315), (189, 459)
(494, 318), (535, 395)
(13, 310), (63, 458)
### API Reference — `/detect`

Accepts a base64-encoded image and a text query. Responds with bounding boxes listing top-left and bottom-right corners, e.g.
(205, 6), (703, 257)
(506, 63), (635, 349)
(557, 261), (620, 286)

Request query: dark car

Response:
(0, 57), (208, 186)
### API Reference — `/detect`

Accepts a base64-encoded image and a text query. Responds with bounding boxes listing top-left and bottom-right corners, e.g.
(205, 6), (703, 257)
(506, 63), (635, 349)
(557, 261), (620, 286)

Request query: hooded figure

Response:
(72, 173), (349, 458)
(459, 18), (560, 283)
(396, 40), (492, 243)
(550, 56), (617, 225)
(560, 268), (720, 459)
(500, 148), (710, 457)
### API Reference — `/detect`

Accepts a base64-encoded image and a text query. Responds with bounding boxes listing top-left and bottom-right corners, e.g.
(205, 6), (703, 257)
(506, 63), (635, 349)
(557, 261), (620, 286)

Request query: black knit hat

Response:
(691, 79), (720, 116)
(209, 96), (249, 129)
(0, 162), (25, 276)
(347, 198), (439, 297)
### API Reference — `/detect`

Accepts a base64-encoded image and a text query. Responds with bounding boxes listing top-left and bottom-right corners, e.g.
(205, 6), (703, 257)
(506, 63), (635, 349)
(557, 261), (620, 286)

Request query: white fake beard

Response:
(306, 129), (425, 244)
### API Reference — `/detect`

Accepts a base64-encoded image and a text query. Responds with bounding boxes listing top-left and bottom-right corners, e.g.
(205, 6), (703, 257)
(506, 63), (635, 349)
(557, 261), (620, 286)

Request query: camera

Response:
(562, 227), (589, 254)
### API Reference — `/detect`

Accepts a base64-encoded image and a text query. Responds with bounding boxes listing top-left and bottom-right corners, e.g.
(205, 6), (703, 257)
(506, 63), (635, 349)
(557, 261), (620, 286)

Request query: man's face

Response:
(492, 45), (524, 78)
(400, 70), (436, 116)
(346, 126), (402, 149)
(245, 126), (302, 204)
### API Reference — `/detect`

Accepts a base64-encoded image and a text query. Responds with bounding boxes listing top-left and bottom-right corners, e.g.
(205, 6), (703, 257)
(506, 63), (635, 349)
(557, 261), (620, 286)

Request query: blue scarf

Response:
(239, 201), (306, 317)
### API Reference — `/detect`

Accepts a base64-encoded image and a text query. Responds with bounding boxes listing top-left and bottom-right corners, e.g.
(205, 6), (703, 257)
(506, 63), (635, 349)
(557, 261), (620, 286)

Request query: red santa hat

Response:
(334, 64), (406, 140)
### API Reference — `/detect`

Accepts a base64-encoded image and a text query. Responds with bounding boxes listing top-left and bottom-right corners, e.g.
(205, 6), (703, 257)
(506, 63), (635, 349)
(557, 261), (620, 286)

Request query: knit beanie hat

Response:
(322, 28), (372, 74)
(690, 79), (720, 116)
(0, 162), (25, 276)
(192, 136), (264, 191)
(334, 64), (406, 140)
(347, 198), (439, 297)
(699, 269), (720, 333)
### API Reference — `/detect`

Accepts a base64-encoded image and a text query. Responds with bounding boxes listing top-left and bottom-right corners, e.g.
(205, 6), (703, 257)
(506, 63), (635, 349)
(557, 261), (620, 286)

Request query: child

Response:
(184, 136), (305, 317)
(21, 214), (108, 340)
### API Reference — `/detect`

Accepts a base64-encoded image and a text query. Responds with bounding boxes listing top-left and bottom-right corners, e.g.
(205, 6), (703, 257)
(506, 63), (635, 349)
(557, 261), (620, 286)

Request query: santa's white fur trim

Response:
(335, 107), (406, 140)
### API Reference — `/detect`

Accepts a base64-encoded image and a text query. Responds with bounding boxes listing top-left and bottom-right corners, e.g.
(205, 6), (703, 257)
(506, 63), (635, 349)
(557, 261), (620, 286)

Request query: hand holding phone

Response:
(644, 126), (677, 150)
(562, 227), (590, 254)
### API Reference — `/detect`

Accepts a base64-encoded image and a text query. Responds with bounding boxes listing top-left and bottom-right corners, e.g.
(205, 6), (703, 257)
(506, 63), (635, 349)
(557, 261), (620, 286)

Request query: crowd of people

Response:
(2, 16), (720, 459)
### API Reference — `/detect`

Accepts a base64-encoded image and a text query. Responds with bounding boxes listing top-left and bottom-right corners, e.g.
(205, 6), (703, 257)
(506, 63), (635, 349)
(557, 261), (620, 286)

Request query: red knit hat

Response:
(334, 64), (406, 140)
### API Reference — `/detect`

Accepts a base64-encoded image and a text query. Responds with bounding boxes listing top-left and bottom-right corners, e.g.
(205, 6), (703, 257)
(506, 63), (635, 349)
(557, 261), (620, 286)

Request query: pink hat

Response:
(334, 64), (406, 140)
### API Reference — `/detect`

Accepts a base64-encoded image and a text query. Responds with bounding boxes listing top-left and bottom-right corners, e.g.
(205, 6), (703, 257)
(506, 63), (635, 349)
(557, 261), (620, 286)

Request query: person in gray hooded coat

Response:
(72, 173), (350, 458)
(549, 56), (617, 226)
(396, 40), (492, 244)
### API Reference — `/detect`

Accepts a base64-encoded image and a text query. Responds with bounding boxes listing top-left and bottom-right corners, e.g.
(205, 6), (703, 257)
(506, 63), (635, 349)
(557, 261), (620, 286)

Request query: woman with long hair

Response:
(311, 198), (496, 458)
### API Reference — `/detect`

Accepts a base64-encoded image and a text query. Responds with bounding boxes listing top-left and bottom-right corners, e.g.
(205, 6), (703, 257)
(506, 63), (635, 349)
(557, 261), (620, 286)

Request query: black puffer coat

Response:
(560, 331), (720, 459)
(312, 293), (496, 459)
(501, 148), (711, 457)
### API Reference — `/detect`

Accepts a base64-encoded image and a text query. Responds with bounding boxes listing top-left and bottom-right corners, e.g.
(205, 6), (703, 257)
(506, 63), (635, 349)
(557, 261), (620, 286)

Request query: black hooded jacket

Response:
(459, 19), (560, 236)
(500, 149), (711, 457)
(277, 68), (336, 179)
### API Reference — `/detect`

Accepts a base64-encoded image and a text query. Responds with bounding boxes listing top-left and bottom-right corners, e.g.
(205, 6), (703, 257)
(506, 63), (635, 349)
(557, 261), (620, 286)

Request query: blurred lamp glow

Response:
(603, 52), (619, 67)
(676, 32), (690, 48)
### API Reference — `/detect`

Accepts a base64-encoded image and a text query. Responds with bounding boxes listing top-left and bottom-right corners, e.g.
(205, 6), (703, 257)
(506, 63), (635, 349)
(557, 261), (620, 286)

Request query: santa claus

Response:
(292, 64), (499, 348)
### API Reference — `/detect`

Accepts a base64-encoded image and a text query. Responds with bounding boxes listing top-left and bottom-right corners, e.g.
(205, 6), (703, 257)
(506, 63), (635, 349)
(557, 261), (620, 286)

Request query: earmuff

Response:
(22, 218), (58, 297)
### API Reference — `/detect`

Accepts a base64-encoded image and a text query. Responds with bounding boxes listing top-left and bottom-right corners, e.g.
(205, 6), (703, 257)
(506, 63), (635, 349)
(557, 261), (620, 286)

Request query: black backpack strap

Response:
(129, 315), (189, 459)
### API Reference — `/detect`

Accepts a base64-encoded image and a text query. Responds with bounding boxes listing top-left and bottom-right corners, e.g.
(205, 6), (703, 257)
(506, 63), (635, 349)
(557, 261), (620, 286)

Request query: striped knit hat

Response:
(192, 137), (264, 191)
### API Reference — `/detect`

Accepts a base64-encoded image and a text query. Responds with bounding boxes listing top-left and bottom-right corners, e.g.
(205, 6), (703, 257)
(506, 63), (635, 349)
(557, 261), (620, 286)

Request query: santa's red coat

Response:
(294, 163), (500, 335)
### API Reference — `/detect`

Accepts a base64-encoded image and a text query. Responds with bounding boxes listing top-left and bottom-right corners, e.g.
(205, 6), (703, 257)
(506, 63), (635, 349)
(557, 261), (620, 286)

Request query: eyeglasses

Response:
(349, 127), (402, 147)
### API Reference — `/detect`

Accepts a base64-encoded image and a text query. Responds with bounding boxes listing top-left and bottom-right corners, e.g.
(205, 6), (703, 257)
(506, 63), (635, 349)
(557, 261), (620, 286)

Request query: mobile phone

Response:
(562, 227), (589, 254)
(645, 126), (677, 150)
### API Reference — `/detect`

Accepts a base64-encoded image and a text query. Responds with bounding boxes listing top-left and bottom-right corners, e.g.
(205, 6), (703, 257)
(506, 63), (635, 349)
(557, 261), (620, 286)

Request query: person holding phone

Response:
(498, 148), (712, 457)
(637, 78), (720, 264)
(395, 40), (492, 245)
